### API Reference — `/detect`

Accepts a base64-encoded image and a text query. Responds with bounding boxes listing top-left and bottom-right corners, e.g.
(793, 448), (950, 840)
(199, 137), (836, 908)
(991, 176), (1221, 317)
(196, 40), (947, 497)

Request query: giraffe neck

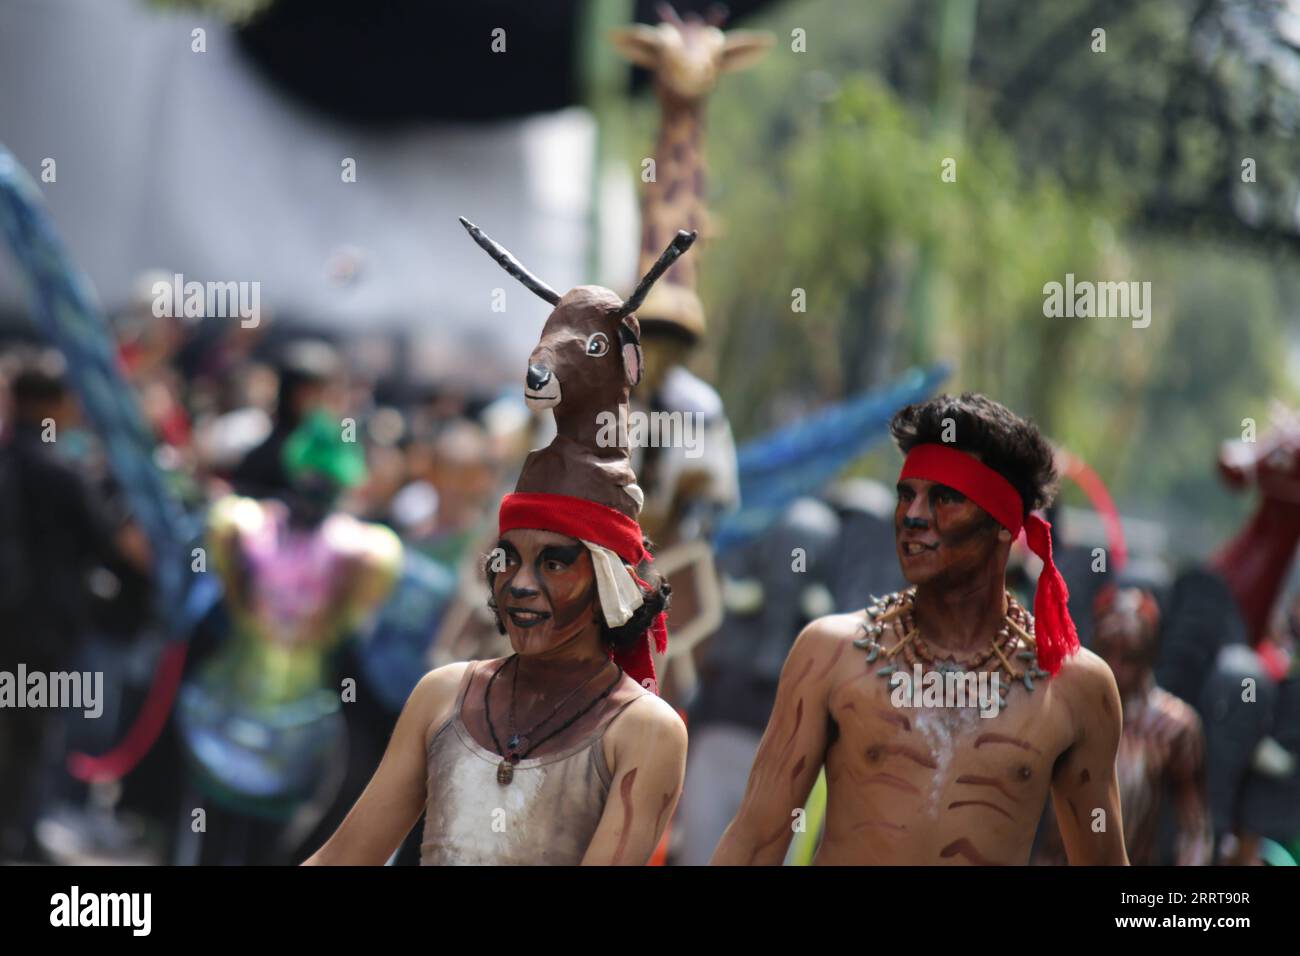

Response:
(640, 91), (706, 292)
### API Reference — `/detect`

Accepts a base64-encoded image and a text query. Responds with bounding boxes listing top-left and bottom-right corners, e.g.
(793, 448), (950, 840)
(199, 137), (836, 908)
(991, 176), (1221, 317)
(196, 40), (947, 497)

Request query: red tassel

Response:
(1023, 514), (1079, 675)
(617, 573), (670, 694)
(650, 611), (669, 655)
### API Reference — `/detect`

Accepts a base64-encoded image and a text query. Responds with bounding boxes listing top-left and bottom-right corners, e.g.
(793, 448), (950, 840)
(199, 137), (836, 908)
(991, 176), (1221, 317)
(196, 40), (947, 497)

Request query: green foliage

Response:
(615, 0), (1300, 552)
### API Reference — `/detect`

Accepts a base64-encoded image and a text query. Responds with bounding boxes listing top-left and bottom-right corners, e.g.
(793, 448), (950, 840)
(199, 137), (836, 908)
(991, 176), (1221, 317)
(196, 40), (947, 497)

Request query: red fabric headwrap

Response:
(497, 492), (667, 693)
(899, 444), (1080, 674)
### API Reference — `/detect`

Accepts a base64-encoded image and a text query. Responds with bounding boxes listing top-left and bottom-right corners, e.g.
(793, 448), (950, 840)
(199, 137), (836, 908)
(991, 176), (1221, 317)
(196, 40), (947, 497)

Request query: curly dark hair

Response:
(889, 392), (1058, 518)
(484, 538), (671, 654)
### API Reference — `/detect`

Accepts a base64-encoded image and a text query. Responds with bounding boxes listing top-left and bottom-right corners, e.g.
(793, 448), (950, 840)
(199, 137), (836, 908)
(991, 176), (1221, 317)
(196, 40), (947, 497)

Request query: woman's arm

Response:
(580, 695), (688, 866)
(302, 663), (468, 865)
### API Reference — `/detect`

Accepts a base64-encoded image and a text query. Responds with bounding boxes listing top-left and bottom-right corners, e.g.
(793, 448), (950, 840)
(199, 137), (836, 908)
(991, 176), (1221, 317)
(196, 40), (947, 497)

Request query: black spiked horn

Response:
(458, 217), (561, 306)
(616, 229), (698, 318)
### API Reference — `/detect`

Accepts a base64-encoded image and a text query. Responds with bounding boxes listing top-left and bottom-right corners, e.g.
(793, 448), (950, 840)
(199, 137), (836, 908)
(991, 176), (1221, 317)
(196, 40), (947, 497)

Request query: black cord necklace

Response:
(507, 654), (608, 752)
(485, 655), (624, 785)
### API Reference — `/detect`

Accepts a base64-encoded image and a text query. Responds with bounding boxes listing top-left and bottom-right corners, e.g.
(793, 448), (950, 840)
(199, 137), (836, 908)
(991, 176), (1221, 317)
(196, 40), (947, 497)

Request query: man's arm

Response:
(581, 696), (688, 865)
(710, 620), (837, 865)
(302, 663), (465, 865)
(1049, 649), (1130, 865)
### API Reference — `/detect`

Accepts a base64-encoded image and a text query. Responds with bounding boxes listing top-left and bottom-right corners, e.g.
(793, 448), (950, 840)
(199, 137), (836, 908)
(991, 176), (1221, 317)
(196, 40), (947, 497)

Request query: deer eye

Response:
(585, 332), (610, 357)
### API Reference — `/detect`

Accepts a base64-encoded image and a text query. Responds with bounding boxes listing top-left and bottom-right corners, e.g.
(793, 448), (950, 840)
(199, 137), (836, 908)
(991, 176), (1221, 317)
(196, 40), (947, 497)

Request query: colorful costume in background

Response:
(1156, 416), (1300, 859)
(178, 414), (400, 818)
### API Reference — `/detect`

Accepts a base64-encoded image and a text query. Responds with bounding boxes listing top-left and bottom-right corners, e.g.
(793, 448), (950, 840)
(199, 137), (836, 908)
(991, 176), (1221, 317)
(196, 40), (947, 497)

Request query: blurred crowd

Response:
(0, 275), (534, 864)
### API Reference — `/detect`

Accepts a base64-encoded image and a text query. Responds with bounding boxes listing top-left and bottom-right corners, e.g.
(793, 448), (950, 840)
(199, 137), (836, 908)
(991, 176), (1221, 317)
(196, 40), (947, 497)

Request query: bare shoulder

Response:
(1054, 646), (1118, 691)
(327, 515), (403, 574)
(208, 494), (264, 536)
(609, 691), (688, 752)
(1152, 686), (1203, 734)
(783, 612), (870, 686)
(793, 611), (868, 657)
(409, 661), (474, 732)
(1052, 647), (1122, 726)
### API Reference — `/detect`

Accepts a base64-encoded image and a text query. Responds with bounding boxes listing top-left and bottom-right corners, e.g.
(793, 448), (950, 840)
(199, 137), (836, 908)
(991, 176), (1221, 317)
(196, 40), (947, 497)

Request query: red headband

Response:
(497, 492), (666, 693)
(899, 444), (1079, 674)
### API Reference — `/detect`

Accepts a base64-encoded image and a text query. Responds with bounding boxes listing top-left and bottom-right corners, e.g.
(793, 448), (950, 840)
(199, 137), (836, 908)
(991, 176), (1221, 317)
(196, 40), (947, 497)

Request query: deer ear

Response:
(619, 318), (643, 387)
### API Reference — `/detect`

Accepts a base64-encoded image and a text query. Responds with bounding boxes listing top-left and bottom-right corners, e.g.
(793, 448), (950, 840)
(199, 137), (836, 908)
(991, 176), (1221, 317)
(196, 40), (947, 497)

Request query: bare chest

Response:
(820, 664), (1072, 862)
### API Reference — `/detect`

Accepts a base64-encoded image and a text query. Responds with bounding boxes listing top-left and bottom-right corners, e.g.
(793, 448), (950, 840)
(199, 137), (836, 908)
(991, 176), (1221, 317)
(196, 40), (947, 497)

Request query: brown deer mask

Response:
(459, 217), (696, 421)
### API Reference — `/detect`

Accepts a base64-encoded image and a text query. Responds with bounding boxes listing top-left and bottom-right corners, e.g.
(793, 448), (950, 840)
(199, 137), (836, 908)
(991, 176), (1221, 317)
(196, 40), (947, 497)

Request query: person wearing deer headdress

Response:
(713, 394), (1130, 865)
(305, 221), (693, 866)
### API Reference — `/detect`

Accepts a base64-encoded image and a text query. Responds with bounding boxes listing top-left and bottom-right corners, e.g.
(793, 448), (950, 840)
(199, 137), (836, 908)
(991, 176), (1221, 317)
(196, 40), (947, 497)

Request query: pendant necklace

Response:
(484, 655), (624, 785)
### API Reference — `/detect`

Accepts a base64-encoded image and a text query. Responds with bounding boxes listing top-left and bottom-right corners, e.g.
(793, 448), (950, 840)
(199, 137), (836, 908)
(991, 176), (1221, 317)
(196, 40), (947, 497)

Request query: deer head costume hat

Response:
(460, 217), (697, 692)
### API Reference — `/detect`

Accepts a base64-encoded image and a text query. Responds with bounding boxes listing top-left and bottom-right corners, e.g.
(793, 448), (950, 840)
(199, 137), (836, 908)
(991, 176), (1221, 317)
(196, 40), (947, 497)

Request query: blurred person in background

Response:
(115, 272), (193, 461)
(231, 339), (343, 501)
(0, 348), (152, 860)
(1034, 585), (1212, 865)
(672, 496), (840, 864)
(176, 409), (401, 864)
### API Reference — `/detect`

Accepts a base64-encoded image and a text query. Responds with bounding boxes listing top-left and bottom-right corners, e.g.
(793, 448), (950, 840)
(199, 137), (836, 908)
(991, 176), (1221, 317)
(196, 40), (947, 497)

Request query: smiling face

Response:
(894, 477), (1006, 588)
(492, 529), (601, 657)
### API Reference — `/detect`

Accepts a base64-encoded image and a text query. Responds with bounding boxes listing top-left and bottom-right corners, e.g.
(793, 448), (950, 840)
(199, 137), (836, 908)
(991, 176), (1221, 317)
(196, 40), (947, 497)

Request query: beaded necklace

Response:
(853, 588), (1051, 707)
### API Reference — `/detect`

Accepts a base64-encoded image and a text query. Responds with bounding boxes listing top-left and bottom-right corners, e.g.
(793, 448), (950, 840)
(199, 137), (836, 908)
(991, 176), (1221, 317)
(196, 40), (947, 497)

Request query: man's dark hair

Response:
(890, 392), (1058, 518)
(275, 339), (341, 420)
(9, 349), (68, 409)
(484, 538), (671, 654)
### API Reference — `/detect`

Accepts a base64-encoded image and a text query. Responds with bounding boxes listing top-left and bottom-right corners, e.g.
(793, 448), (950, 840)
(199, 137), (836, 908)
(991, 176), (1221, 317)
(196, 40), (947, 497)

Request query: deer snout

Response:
(527, 364), (551, 391)
(524, 362), (561, 409)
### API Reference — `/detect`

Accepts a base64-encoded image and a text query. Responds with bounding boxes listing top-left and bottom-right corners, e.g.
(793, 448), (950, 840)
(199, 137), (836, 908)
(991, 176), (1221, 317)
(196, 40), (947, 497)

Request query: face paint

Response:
(1092, 612), (1152, 695)
(493, 529), (600, 656)
(894, 477), (1001, 587)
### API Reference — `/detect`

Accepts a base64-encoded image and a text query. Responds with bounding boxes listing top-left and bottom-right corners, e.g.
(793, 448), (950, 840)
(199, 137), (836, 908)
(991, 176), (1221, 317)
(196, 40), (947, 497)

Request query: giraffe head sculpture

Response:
(611, 4), (772, 341)
(610, 3), (773, 104)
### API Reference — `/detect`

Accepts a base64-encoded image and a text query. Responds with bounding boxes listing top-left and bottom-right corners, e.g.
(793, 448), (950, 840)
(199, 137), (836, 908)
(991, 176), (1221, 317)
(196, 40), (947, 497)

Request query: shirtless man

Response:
(1037, 586), (1210, 865)
(712, 393), (1128, 865)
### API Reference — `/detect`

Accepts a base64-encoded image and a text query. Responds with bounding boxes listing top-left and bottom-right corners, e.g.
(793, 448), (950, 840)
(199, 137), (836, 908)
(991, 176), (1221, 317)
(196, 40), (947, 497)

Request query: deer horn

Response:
(616, 229), (697, 317)
(458, 217), (561, 306)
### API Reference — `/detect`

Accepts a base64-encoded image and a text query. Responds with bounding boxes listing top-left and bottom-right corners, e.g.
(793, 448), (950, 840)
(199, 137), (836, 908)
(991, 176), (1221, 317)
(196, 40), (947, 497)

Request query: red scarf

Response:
(498, 492), (668, 693)
(899, 444), (1080, 674)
